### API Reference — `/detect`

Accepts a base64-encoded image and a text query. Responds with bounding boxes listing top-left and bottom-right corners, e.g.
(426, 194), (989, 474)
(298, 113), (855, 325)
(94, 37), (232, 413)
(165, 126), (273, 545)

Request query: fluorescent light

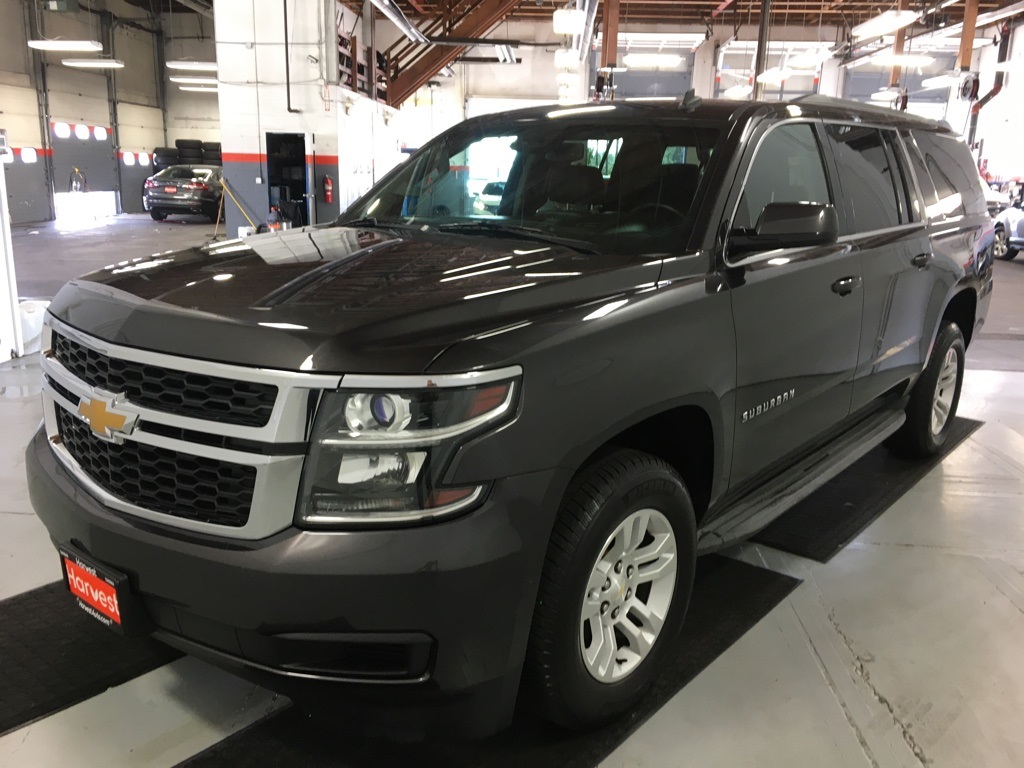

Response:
(871, 87), (901, 101)
(583, 299), (628, 321)
(552, 8), (585, 36)
(166, 60), (218, 71)
(28, 39), (103, 52)
(787, 47), (833, 69)
(169, 76), (218, 85)
(63, 58), (125, 69)
(622, 52), (683, 69)
(852, 10), (920, 40)
(921, 73), (958, 89)
(213, 273), (234, 281)
(870, 52), (935, 67)
(547, 105), (616, 118)
(723, 83), (753, 99)
(756, 66), (795, 85)
(370, 0), (429, 44)
(179, 86), (219, 92)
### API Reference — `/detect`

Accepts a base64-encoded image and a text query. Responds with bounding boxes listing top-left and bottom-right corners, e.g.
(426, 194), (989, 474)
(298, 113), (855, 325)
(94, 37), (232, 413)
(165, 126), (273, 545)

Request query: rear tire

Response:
(150, 210), (168, 221)
(886, 322), (965, 458)
(525, 449), (696, 730)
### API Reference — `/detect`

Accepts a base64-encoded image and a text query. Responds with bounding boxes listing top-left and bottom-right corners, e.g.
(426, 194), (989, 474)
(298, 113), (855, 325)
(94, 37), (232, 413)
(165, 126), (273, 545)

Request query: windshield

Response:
(156, 167), (216, 180)
(342, 117), (722, 254)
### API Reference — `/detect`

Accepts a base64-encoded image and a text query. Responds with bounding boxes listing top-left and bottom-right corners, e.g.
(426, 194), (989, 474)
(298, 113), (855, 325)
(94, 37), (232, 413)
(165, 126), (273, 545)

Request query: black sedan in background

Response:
(143, 165), (223, 222)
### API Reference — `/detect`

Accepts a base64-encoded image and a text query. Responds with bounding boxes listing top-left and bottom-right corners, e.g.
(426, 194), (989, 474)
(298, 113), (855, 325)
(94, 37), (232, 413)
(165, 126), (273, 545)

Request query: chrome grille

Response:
(56, 405), (256, 527)
(51, 331), (278, 427)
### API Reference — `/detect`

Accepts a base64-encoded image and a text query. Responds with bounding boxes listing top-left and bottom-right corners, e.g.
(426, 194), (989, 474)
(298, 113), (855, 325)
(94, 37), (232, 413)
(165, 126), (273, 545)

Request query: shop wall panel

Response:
(119, 157), (153, 214)
(0, 84), (44, 146)
(0, 0), (31, 77)
(117, 103), (165, 154)
(46, 66), (111, 127)
(114, 27), (159, 107)
(3, 159), (50, 225)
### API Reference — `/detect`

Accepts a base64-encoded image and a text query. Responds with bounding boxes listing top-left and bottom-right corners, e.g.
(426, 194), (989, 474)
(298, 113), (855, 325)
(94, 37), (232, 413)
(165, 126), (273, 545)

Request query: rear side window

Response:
(825, 124), (902, 233)
(734, 123), (831, 231)
(911, 130), (985, 218)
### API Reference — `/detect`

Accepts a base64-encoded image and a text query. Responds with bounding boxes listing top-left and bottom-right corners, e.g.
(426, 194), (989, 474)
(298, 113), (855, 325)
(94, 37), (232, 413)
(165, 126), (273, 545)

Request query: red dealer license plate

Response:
(164, 186), (177, 194)
(59, 545), (137, 635)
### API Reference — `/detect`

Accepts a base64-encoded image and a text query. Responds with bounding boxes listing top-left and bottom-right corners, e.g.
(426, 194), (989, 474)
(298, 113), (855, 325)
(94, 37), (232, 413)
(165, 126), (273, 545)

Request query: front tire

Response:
(887, 322), (965, 458)
(525, 449), (696, 729)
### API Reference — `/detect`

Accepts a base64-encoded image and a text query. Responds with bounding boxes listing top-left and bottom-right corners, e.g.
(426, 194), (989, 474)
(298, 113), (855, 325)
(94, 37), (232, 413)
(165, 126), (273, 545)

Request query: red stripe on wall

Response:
(221, 152), (339, 165)
(10, 148), (53, 157)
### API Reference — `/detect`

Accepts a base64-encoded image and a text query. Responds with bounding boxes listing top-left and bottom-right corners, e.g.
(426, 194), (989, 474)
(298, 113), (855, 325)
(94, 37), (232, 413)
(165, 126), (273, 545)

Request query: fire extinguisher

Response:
(322, 175), (333, 204)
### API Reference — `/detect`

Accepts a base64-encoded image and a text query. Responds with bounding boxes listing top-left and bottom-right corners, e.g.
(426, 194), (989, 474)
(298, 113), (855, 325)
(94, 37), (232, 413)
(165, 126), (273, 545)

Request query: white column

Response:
(0, 145), (25, 363)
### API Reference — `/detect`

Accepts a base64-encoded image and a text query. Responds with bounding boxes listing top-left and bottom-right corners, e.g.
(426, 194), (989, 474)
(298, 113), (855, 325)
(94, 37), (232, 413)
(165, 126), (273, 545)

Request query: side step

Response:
(696, 409), (906, 554)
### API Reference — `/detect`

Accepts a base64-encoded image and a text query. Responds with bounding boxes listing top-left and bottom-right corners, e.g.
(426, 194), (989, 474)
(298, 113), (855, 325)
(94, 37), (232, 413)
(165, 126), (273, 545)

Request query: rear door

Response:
(725, 120), (864, 484)
(823, 123), (936, 415)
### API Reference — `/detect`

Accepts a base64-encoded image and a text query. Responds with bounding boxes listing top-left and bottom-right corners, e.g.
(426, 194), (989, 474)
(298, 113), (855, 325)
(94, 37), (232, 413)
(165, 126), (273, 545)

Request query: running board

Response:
(696, 409), (906, 554)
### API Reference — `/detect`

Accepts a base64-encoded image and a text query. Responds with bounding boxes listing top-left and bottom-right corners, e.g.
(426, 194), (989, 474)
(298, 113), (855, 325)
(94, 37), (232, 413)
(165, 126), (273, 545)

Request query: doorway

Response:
(265, 132), (310, 226)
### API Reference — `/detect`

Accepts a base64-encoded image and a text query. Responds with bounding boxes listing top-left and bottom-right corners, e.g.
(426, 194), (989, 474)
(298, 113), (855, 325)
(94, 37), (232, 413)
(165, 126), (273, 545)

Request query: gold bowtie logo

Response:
(78, 397), (134, 440)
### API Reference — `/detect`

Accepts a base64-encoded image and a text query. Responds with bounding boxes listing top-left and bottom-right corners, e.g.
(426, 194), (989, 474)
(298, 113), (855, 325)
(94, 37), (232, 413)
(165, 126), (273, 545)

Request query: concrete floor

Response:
(3, 214), (1024, 766)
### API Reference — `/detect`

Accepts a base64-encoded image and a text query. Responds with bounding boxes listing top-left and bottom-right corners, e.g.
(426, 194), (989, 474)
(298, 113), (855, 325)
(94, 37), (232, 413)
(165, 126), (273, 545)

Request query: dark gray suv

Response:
(28, 95), (993, 738)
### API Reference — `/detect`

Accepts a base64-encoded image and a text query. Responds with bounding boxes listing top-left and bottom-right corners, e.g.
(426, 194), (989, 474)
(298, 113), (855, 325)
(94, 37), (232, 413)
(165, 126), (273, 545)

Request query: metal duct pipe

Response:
(753, 0), (772, 99)
(283, 0), (300, 113)
(968, 21), (1011, 145)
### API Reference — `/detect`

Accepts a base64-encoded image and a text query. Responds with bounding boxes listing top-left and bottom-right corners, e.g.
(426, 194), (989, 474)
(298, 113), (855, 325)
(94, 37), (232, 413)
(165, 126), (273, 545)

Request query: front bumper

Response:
(26, 428), (568, 737)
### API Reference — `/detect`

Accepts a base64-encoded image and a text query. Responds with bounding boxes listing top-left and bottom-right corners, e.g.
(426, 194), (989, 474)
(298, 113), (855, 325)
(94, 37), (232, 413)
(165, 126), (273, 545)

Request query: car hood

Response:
(48, 224), (670, 373)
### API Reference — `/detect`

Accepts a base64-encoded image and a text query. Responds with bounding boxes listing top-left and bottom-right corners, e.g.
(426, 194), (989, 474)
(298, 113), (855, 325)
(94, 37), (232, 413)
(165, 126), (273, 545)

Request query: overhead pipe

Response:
(752, 0), (773, 99)
(283, 0), (300, 113)
(968, 21), (1011, 145)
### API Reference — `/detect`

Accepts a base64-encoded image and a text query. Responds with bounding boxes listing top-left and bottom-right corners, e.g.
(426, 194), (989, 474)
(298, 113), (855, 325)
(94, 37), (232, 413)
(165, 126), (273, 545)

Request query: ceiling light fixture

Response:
(552, 7), (586, 36)
(63, 58), (125, 69)
(370, 0), (429, 44)
(756, 66), (795, 85)
(166, 60), (218, 71)
(787, 47), (834, 68)
(870, 52), (935, 67)
(622, 52), (682, 69)
(921, 73), (959, 88)
(722, 83), (753, 99)
(179, 85), (219, 92)
(851, 10), (920, 40)
(28, 39), (103, 52)
(169, 76), (218, 85)
(870, 87), (901, 101)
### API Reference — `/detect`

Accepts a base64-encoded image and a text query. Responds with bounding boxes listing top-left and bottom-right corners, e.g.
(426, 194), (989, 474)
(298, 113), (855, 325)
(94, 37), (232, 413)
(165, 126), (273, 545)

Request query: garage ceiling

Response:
(344, 0), (1002, 28)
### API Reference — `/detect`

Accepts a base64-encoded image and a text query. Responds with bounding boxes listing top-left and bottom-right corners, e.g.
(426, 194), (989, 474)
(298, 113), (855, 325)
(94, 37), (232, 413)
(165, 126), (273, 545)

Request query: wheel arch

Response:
(940, 287), (978, 348)
(566, 396), (723, 527)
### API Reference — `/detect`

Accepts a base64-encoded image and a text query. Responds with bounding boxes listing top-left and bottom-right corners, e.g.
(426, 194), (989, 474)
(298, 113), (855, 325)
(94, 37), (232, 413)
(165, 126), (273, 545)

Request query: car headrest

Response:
(547, 165), (605, 206)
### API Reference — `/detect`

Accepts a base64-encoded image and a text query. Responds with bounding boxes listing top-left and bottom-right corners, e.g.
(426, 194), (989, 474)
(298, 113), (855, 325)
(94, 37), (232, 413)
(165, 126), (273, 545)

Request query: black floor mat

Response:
(751, 417), (982, 563)
(180, 555), (800, 768)
(0, 581), (181, 736)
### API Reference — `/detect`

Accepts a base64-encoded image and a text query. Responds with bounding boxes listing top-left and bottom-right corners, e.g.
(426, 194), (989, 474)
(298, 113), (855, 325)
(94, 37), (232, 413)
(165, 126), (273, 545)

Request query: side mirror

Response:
(730, 202), (840, 254)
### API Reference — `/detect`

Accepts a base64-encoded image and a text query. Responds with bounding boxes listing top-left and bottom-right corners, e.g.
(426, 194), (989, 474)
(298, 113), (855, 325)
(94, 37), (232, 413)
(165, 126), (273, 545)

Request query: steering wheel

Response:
(623, 202), (686, 226)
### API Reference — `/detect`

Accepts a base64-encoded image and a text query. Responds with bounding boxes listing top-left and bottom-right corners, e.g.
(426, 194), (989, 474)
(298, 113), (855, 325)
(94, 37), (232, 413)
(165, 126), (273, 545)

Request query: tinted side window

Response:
(911, 130), (986, 218)
(735, 123), (831, 230)
(825, 124), (900, 233)
(882, 131), (913, 222)
(900, 130), (937, 221)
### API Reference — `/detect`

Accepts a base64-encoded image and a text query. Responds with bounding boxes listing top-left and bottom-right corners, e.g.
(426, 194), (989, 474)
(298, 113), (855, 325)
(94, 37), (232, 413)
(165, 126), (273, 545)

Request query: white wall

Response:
(972, 27), (1023, 179)
(163, 12), (220, 145)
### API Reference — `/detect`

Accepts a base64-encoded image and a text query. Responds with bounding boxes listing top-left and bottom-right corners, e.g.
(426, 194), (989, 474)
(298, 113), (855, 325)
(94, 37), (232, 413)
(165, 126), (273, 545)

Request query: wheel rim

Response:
(994, 230), (1007, 258)
(931, 347), (958, 436)
(579, 508), (677, 683)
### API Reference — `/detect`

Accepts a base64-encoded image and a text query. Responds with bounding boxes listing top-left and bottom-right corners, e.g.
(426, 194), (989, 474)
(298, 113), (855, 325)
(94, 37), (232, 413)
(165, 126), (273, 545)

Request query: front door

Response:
(726, 121), (864, 484)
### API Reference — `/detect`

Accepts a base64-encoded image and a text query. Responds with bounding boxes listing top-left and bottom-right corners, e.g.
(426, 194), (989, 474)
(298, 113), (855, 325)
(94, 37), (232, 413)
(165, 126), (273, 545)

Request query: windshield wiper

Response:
(436, 221), (596, 254)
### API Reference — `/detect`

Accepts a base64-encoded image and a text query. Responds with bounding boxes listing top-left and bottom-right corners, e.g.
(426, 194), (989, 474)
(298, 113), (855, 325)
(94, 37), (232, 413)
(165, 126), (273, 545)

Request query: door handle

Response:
(831, 276), (862, 296)
(912, 252), (934, 269)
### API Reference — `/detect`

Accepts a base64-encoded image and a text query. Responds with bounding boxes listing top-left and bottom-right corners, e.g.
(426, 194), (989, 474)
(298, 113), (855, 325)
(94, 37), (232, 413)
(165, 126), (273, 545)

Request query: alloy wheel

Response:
(994, 229), (1008, 259)
(579, 508), (677, 683)
(931, 347), (958, 436)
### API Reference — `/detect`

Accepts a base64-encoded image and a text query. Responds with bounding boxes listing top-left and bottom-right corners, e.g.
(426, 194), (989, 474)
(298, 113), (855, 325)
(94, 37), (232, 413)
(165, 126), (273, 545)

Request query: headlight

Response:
(297, 370), (520, 527)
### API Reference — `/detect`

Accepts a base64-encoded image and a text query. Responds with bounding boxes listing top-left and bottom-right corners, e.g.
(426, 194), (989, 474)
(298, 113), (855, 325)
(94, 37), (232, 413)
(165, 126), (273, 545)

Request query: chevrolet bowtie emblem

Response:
(78, 396), (138, 442)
